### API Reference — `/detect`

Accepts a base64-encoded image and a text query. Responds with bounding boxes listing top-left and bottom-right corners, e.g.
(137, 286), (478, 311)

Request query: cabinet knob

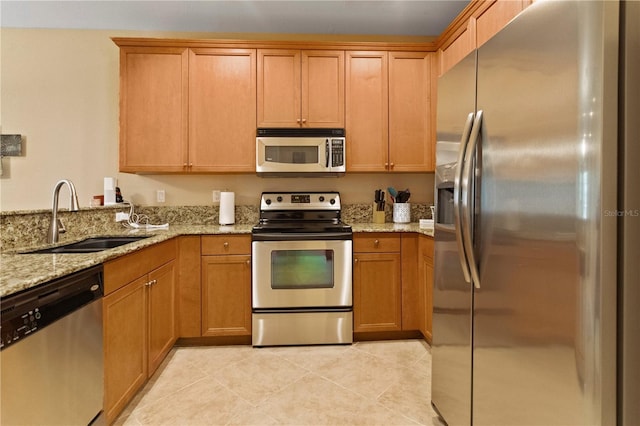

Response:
(183, 163), (188, 167)
(223, 242), (229, 248)
(296, 118), (301, 124)
(389, 162), (394, 168)
(354, 258), (358, 263)
(301, 118), (307, 123)
(246, 259), (251, 265)
(374, 239), (379, 247)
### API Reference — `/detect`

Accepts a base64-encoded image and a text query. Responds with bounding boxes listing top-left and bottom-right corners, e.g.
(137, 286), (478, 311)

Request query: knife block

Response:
(372, 203), (385, 224)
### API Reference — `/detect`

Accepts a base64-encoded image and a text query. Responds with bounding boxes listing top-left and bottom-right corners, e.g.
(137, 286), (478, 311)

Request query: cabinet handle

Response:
(296, 118), (301, 124)
(223, 242), (229, 248)
(354, 258), (358, 263)
(389, 162), (395, 168)
(246, 259), (251, 265)
(301, 118), (307, 123)
(183, 163), (188, 167)
(374, 239), (379, 247)
(145, 279), (157, 287)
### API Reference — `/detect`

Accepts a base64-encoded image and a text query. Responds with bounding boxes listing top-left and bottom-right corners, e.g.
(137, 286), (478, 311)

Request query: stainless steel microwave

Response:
(256, 128), (345, 177)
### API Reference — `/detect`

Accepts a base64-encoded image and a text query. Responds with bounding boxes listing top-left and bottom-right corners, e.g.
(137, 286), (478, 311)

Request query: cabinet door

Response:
(147, 261), (177, 375)
(353, 252), (402, 332)
(302, 50), (345, 128)
(389, 52), (433, 172)
(119, 47), (188, 172)
(439, 23), (475, 76)
(201, 255), (252, 336)
(103, 276), (147, 423)
(476, 0), (527, 48)
(189, 48), (256, 172)
(345, 51), (388, 172)
(257, 49), (301, 127)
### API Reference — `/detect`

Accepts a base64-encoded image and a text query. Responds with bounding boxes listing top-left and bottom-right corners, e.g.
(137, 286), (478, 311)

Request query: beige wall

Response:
(0, 28), (434, 211)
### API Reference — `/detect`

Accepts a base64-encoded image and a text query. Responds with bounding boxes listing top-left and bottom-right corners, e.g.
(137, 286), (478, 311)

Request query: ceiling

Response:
(1, 1), (469, 37)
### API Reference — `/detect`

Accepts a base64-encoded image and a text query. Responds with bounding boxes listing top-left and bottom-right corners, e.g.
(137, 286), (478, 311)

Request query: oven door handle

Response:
(252, 232), (352, 241)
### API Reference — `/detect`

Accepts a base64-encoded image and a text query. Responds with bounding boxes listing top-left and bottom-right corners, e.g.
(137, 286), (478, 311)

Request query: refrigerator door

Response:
(432, 51), (476, 426)
(473, 1), (616, 425)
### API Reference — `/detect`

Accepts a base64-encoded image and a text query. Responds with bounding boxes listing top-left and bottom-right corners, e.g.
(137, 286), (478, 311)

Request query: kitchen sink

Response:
(23, 236), (150, 254)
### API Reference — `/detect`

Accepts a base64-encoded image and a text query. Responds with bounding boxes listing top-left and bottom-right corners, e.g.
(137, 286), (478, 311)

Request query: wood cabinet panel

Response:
(418, 235), (434, 343)
(201, 255), (252, 336)
(476, 0), (527, 48)
(353, 233), (401, 253)
(439, 24), (475, 77)
(147, 261), (177, 375)
(401, 234), (420, 331)
(103, 276), (147, 423)
(201, 234), (252, 255)
(389, 52), (433, 172)
(178, 236), (201, 338)
(302, 50), (345, 127)
(188, 48), (256, 172)
(345, 51), (389, 172)
(258, 49), (344, 128)
(119, 47), (188, 172)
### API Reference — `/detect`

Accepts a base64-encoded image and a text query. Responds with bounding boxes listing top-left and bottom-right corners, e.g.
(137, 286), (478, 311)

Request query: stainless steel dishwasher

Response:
(1, 265), (104, 425)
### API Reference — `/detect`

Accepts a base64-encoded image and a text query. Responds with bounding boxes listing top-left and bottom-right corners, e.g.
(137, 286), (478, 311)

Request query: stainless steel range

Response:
(251, 191), (353, 346)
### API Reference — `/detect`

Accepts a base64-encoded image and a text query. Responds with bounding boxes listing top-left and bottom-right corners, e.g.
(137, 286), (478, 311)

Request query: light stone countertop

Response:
(0, 223), (433, 298)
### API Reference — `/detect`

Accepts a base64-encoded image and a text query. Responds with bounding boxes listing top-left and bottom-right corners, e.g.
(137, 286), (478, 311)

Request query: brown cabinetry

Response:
(353, 234), (402, 332)
(118, 47), (189, 172)
(188, 48), (256, 172)
(346, 51), (434, 172)
(418, 235), (434, 343)
(103, 239), (177, 423)
(389, 52), (434, 172)
(438, 0), (530, 76)
(258, 49), (344, 128)
(201, 235), (252, 337)
(117, 44), (256, 173)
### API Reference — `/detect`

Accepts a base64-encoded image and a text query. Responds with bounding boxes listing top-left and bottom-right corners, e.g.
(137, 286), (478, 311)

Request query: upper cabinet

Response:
(257, 49), (345, 128)
(438, 0), (531, 76)
(119, 47), (189, 173)
(346, 51), (434, 172)
(188, 48), (256, 172)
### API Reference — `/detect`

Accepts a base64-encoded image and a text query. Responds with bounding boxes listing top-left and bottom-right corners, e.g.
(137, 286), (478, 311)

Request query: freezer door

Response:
(432, 51), (476, 426)
(473, 1), (617, 425)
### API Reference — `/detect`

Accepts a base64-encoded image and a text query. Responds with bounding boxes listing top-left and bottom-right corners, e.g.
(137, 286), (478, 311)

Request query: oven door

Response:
(252, 239), (352, 309)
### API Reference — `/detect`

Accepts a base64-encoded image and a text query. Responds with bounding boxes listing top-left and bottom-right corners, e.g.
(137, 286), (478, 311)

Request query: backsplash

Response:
(0, 202), (432, 251)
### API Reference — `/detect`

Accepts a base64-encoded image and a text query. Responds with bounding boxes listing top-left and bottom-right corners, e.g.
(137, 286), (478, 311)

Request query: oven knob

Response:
(265, 198), (272, 205)
(319, 196), (325, 202)
(277, 196), (283, 202)
(330, 198), (336, 205)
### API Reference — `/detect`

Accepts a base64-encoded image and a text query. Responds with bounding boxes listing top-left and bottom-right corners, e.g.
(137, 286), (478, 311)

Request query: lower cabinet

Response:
(103, 239), (177, 424)
(201, 235), (252, 337)
(418, 234), (434, 343)
(353, 234), (402, 332)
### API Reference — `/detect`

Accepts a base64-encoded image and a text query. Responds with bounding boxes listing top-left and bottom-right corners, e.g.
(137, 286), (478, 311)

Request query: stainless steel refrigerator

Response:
(432, 1), (639, 425)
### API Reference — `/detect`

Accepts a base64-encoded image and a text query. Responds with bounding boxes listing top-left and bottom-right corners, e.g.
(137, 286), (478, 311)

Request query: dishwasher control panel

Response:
(0, 265), (103, 351)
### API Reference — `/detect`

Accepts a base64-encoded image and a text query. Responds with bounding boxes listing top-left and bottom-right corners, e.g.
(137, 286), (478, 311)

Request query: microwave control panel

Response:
(329, 139), (344, 167)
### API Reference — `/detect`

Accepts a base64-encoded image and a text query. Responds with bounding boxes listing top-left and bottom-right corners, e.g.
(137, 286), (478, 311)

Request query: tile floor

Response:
(114, 339), (445, 426)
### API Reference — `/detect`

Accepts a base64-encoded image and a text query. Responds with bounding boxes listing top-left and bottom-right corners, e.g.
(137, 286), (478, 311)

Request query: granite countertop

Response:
(0, 223), (433, 298)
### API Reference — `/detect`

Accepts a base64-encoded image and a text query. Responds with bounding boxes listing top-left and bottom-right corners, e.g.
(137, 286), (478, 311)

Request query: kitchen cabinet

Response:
(117, 45), (256, 173)
(346, 51), (434, 172)
(177, 236), (202, 338)
(418, 235), (434, 343)
(201, 235), (252, 337)
(188, 48), (256, 172)
(389, 52), (434, 172)
(353, 234), (402, 332)
(438, 0), (530, 76)
(103, 239), (177, 423)
(345, 51), (389, 172)
(257, 49), (344, 128)
(118, 46), (188, 172)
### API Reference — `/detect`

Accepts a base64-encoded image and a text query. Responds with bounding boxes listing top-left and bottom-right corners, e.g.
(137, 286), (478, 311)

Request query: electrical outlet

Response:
(212, 190), (221, 203)
(115, 212), (129, 222)
(157, 189), (165, 203)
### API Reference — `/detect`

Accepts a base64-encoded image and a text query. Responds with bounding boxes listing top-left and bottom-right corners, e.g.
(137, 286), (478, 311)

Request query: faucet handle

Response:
(57, 219), (66, 234)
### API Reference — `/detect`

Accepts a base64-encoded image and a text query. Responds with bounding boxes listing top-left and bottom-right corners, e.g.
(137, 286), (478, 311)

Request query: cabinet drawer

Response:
(353, 233), (401, 253)
(201, 235), (251, 255)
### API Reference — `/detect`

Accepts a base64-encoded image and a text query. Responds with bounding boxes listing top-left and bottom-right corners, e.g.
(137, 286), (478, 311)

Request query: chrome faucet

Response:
(47, 179), (80, 243)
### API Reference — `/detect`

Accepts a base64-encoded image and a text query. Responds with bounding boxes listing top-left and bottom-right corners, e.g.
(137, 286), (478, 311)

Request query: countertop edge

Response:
(0, 223), (433, 298)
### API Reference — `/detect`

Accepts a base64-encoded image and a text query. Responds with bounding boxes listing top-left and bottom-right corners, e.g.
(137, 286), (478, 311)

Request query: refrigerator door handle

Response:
(453, 112), (475, 284)
(461, 110), (482, 289)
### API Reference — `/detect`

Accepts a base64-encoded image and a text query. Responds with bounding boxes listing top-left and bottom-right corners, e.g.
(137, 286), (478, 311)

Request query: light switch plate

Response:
(156, 189), (165, 203)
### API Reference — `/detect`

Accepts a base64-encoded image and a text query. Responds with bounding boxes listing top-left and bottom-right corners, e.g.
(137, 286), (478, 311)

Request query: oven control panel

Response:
(260, 192), (341, 210)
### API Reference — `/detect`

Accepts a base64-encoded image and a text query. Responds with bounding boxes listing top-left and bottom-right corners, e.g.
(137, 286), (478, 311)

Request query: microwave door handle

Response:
(326, 139), (330, 168)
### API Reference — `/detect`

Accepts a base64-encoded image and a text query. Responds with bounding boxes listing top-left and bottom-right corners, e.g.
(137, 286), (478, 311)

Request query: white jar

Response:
(393, 203), (410, 223)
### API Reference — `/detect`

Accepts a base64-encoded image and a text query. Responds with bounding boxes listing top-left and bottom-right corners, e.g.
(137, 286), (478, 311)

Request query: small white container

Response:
(420, 219), (434, 229)
(393, 203), (410, 223)
(104, 177), (116, 205)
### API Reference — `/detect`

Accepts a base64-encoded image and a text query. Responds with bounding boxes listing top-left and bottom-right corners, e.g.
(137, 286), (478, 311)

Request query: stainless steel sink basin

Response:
(23, 236), (150, 254)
